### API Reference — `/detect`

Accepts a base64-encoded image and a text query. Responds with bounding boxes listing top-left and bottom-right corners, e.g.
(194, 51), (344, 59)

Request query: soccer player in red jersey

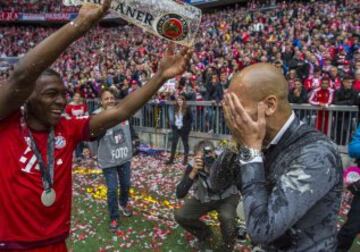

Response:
(0, 1), (192, 251)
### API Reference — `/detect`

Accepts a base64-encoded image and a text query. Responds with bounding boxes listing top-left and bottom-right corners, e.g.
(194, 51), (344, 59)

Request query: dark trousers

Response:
(335, 114), (351, 145)
(170, 128), (190, 158)
(75, 142), (84, 159)
(338, 194), (360, 251)
(174, 194), (240, 251)
(102, 161), (131, 221)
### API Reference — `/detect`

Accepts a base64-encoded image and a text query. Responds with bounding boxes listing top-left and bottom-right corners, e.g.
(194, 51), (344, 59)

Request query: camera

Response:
(208, 148), (239, 193)
(236, 221), (248, 243)
(203, 145), (216, 168)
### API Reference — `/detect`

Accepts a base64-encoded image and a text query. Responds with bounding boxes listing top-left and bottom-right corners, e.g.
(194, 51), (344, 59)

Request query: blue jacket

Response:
(348, 126), (360, 158)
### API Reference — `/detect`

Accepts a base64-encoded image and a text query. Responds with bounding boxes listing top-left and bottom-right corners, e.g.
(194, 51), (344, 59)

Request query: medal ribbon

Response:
(20, 112), (55, 192)
(27, 129), (55, 192)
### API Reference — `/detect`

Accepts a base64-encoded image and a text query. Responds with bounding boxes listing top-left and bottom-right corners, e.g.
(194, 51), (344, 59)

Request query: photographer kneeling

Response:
(174, 140), (240, 252)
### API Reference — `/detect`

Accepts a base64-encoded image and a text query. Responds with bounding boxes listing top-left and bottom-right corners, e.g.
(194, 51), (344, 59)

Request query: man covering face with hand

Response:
(220, 63), (343, 251)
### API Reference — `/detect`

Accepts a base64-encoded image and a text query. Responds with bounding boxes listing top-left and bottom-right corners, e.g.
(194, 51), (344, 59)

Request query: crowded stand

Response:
(0, 0), (359, 105)
(0, 0), (78, 13)
(1, 1), (360, 251)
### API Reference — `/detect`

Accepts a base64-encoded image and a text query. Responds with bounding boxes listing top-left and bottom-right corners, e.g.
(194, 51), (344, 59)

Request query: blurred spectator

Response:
(65, 91), (88, 118)
(288, 78), (308, 104)
(0, 0), (359, 108)
(329, 66), (342, 90)
(304, 68), (322, 92)
(286, 69), (298, 90)
(334, 75), (358, 106)
(334, 75), (358, 144)
(166, 96), (193, 165)
(0, 0), (78, 13)
(354, 70), (360, 92)
(309, 77), (334, 134)
(65, 91), (89, 160)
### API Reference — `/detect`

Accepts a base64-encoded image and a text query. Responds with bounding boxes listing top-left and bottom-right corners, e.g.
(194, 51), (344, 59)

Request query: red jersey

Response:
(353, 80), (360, 92)
(0, 111), (90, 249)
(330, 77), (342, 90)
(65, 103), (88, 118)
(241, 32), (250, 43)
(309, 87), (334, 106)
(304, 77), (321, 92)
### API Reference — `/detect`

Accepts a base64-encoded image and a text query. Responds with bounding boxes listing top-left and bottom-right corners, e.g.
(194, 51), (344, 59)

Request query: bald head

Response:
(226, 63), (293, 146)
(229, 63), (289, 103)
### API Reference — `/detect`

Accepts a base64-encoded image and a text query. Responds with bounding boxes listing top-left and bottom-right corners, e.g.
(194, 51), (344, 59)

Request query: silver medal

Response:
(41, 188), (56, 207)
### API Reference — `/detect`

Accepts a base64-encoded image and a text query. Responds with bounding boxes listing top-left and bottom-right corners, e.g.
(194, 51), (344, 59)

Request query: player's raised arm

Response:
(0, 0), (112, 120)
(89, 46), (193, 137)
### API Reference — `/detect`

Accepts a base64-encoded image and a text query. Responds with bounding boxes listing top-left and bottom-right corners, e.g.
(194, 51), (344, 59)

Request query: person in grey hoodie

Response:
(91, 88), (139, 232)
(219, 63), (343, 251)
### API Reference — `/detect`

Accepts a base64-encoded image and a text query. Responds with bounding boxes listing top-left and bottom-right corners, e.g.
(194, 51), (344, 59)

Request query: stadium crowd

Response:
(0, 0), (78, 13)
(1, 2), (360, 251)
(0, 0), (359, 106)
(0, 0), (277, 13)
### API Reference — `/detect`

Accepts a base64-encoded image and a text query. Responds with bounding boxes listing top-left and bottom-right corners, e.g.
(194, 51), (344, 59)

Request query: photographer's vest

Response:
(93, 108), (133, 169)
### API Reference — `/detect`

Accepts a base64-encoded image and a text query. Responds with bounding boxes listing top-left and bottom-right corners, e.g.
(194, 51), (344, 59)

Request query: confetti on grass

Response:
(69, 152), (360, 251)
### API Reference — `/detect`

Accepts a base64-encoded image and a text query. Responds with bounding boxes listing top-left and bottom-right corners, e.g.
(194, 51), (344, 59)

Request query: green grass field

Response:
(67, 154), (360, 252)
(67, 154), (204, 252)
(69, 198), (192, 252)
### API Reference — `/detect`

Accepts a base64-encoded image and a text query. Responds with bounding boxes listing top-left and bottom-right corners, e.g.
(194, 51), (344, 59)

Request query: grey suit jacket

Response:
(238, 117), (343, 252)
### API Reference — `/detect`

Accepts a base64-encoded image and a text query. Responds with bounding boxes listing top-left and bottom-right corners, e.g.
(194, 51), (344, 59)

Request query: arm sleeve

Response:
(288, 93), (294, 103)
(176, 165), (195, 199)
(289, 94), (302, 104)
(238, 142), (339, 244)
(67, 116), (92, 144)
(215, 85), (224, 103)
(351, 93), (357, 105)
(300, 90), (308, 103)
(326, 89), (334, 105)
(308, 90), (319, 105)
(333, 91), (349, 105)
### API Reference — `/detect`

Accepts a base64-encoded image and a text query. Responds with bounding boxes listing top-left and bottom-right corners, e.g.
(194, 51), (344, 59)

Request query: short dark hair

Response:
(73, 91), (83, 97)
(40, 68), (61, 79)
(314, 66), (322, 73)
(99, 88), (116, 99)
(343, 75), (353, 81)
(193, 140), (215, 154)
